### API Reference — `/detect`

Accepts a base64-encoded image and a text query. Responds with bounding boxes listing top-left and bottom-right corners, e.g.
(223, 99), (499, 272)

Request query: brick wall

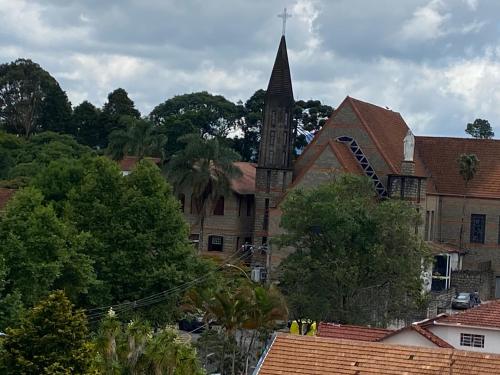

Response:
(451, 269), (494, 300)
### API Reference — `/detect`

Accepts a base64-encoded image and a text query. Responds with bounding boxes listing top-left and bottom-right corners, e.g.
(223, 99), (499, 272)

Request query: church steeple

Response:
(253, 35), (295, 251)
(257, 36), (295, 169)
(266, 36), (294, 100)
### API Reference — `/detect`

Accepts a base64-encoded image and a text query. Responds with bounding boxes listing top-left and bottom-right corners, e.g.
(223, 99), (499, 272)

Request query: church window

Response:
(282, 151), (287, 166)
(269, 150), (274, 164)
(270, 130), (275, 146)
(263, 198), (269, 230)
(213, 197), (224, 215)
(178, 193), (185, 212)
(283, 131), (287, 145)
(470, 214), (486, 244)
(284, 112), (288, 128)
(208, 235), (224, 251)
(271, 111), (276, 127)
(246, 195), (253, 216)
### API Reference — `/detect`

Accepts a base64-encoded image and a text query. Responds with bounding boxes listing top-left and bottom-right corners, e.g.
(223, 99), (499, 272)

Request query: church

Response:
(180, 35), (500, 299)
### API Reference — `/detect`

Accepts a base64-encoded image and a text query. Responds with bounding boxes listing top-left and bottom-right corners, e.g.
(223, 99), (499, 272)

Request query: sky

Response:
(1, 0), (499, 137)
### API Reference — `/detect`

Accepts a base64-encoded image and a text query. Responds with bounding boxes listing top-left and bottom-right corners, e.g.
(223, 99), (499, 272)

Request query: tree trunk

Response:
(459, 182), (468, 251)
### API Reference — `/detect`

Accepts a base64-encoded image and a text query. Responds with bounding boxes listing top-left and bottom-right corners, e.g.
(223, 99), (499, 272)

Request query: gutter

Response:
(252, 333), (278, 375)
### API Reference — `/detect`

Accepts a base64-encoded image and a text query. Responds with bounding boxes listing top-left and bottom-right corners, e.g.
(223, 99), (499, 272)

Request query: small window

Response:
(283, 131), (287, 145)
(213, 197), (224, 216)
(460, 333), (484, 348)
(246, 196), (253, 216)
(269, 150), (274, 164)
(271, 111), (276, 127)
(284, 112), (288, 128)
(470, 214), (486, 244)
(282, 151), (287, 166)
(270, 130), (275, 146)
(189, 233), (200, 244)
(178, 193), (185, 212)
(190, 194), (198, 214)
(208, 235), (224, 251)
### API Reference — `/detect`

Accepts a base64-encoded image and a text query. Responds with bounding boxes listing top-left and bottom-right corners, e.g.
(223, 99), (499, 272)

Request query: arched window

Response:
(178, 193), (185, 212)
(213, 196), (225, 216)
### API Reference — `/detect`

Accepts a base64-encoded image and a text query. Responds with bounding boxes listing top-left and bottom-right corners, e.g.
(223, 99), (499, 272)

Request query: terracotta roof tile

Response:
(317, 322), (392, 341)
(348, 97), (429, 178)
(257, 334), (500, 374)
(118, 156), (161, 171)
(0, 188), (16, 211)
(416, 136), (500, 199)
(437, 300), (500, 329)
(232, 162), (256, 195)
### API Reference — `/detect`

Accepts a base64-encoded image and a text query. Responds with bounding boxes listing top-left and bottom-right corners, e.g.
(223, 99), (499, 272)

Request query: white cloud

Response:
(399, 0), (450, 42)
(463, 0), (479, 11)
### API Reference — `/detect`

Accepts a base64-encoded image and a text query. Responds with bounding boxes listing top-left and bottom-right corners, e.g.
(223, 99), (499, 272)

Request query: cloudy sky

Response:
(1, 0), (499, 136)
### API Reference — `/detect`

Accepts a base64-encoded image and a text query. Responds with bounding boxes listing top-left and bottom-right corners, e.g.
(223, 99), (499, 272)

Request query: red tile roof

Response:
(118, 156), (161, 171)
(231, 162), (256, 195)
(0, 188), (15, 211)
(317, 322), (392, 341)
(347, 97), (429, 178)
(437, 300), (500, 329)
(416, 136), (500, 199)
(257, 334), (500, 374)
(381, 322), (454, 348)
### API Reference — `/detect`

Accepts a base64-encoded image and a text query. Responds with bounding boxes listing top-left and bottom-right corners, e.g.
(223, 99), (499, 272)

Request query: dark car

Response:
(452, 292), (476, 309)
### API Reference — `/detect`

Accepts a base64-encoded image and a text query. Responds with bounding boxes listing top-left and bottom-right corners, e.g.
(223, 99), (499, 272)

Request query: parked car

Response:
(452, 292), (477, 309)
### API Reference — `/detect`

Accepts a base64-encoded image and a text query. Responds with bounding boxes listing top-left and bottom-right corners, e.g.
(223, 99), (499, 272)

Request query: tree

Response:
(458, 153), (480, 250)
(66, 157), (207, 323)
(465, 119), (494, 139)
(0, 59), (72, 137)
(107, 116), (166, 160)
(70, 100), (104, 148)
(0, 187), (97, 324)
(1, 290), (91, 374)
(92, 314), (203, 374)
(149, 91), (242, 138)
(277, 174), (430, 326)
(293, 99), (334, 152)
(168, 134), (242, 252)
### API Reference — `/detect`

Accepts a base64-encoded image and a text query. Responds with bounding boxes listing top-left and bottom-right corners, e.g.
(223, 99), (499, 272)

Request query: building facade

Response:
(176, 35), (500, 297)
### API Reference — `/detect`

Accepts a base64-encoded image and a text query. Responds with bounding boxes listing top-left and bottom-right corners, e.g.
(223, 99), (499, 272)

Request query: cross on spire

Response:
(277, 7), (292, 36)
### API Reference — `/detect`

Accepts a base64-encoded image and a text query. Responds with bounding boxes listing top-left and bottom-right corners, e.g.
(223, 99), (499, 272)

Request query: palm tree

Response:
(458, 153), (480, 250)
(168, 134), (242, 252)
(108, 116), (167, 160)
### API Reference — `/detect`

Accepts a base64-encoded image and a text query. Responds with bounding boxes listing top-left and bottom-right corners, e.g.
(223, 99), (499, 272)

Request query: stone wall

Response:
(451, 269), (494, 300)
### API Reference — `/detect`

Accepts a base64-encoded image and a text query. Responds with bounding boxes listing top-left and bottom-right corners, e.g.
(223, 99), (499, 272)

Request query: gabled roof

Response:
(416, 136), (500, 199)
(266, 36), (293, 100)
(317, 322), (392, 341)
(118, 156), (161, 171)
(381, 322), (454, 348)
(231, 162), (256, 195)
(256, 334), (500, 374)
(347, 97), (429, 177)
(436, 300), (500, 330)
(0, 188), (16, 211)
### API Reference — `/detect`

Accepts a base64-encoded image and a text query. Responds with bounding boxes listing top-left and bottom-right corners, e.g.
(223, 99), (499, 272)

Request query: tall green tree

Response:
(1, 290), (91, 374)
(168, 134), (242, 252)
(149, 91), (242, 138)
(71, 100), (104, 148)
(277, 174), (430, 326)
(0, 187), (97, 324)
(108, 116), (166, 160)
(67, 157), (207, 322)
(293, 99), (334, 152)
(0, 59), (72, 137)
(465, 118), (494, 139)
(458, 153), (480, 250)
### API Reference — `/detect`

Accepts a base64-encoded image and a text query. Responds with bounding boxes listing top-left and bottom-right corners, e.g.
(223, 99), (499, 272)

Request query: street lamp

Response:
(224, 263), (252, 282)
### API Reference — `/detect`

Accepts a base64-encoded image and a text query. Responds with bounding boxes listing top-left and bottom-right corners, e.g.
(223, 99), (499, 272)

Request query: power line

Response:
(87, 250), (251, 321)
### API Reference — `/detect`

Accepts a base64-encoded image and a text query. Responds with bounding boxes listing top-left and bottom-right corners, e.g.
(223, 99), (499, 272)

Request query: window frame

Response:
(460, 333), (485, 348)
(208, 235), (224, 252)
(470, 214), (486, 244)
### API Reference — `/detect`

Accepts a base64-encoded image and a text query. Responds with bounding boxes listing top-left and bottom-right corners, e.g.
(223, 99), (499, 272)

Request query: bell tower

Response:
(253, 35), (295, 248)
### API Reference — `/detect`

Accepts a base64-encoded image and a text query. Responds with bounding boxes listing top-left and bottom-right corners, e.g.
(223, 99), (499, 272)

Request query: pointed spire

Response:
(266, 36), (294, 100)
